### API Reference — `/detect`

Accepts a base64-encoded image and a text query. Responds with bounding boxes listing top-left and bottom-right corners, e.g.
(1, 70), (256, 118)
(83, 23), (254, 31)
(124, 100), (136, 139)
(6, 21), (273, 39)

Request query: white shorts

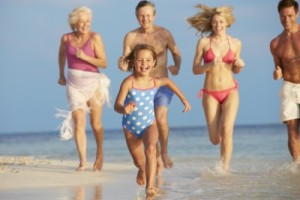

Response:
(279, 81), (300, 122)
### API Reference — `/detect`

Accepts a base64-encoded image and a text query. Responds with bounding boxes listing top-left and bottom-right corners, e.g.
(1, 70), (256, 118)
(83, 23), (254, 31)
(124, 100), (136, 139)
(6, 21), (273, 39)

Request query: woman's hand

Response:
(76, 48), (87, 60)
(234, 58), (245, 69)
(58, 76), (66, 86)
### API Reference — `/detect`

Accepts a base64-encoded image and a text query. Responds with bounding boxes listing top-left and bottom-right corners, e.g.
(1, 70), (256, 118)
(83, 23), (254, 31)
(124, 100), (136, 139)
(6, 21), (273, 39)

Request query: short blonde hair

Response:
(187, 4), (235, 34)
(68, 6), (92, 32)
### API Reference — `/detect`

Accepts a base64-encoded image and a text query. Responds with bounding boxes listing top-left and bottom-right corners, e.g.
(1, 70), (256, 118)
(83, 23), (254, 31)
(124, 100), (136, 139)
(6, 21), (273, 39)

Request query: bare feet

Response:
(136, 169), (146, 186)
(93, 158), (103, 172)
(146, 186), (157, 200)
(162, 153), (173, 168)
(76, 165), (87, 171)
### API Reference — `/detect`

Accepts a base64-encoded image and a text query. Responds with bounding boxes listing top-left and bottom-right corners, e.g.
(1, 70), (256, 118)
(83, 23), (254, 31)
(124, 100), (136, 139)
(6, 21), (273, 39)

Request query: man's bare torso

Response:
(272, 30), (300, 83)
(127, 26), (170, 77)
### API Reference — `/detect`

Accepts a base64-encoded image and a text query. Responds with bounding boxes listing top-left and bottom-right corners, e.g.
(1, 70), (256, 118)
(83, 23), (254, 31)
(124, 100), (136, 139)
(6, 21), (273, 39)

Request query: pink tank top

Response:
(66, 33), (99, 73)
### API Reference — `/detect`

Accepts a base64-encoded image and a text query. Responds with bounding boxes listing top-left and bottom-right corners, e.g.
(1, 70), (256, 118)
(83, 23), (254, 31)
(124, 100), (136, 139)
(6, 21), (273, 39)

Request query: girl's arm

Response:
(114, 78), (136, 114)
(157, 77), (191, 112)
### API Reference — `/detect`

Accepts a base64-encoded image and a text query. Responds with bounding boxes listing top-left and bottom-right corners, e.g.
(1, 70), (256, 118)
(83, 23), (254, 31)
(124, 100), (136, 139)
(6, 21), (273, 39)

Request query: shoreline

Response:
(0, 156), (136, 191)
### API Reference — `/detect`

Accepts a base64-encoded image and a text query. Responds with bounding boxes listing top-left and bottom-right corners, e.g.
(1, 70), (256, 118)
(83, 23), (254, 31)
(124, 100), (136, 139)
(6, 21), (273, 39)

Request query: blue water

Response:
(1, 124), (300, 199)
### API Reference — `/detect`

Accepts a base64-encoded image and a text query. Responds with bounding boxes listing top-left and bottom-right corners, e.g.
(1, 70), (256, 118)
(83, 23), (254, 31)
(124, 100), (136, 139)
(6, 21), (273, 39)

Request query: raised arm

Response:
(77, 33), (107, 68)
(157, 77), (191, 112)
(232, 38), (245, 74)
(270, 38), (283, 80)
(192, 38), (212, 75)
(118, 33), (133, 71)
(166, 30), (181, 76)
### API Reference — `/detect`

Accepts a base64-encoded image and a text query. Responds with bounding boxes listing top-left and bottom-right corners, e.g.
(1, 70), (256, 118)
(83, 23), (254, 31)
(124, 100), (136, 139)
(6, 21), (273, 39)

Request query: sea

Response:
(1, 124), (300, 200)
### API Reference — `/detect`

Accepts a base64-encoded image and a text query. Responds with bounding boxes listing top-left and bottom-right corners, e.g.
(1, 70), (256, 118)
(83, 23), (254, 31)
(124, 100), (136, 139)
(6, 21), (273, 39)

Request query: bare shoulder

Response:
(90, 32), (102, 41)
(228, 35), (242, 45)
(270, 34), (281, 48)
(197, 36), (209, 48)
(122, 75), (134, 85)
(60, 33), (71, 44)
(199, 36), (209, 44)
(125, 28), (140, 39)
(156, 25), (172, 36)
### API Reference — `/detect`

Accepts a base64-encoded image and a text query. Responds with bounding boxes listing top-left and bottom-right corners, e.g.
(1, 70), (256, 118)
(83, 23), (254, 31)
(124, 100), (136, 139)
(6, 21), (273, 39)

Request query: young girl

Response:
(114, 44), (191, 199)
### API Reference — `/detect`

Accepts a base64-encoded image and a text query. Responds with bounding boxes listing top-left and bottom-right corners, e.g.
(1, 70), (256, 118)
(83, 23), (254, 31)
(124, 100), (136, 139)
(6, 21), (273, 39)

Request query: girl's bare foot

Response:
(136, 169), (146, 186)
(162, 153), (173, 168)
(93, 158), (103, 172)
(146, 186), (157, 200)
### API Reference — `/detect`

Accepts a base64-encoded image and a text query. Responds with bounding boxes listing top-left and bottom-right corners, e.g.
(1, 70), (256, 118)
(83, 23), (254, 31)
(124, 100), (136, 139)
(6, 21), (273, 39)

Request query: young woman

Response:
(187, 4), (245, 172)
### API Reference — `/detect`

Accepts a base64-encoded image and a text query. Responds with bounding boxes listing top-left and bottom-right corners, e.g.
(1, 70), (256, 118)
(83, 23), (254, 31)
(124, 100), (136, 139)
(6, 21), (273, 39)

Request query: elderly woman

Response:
(187, 4), (245, 172)
(57, 6), (110, 171)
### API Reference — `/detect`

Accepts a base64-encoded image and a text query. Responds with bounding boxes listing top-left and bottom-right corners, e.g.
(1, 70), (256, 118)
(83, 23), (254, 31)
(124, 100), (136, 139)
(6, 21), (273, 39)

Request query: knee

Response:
(133, 159), (145, 169)
(145, 143), (157, 156)
(220, 125), (233, 142)
(286, 121), (299, 133)
(91, 122), (103, 132)
(73, 120), (86, 132)
(209, 135), (220, 145)
(156, 117), (168, 127)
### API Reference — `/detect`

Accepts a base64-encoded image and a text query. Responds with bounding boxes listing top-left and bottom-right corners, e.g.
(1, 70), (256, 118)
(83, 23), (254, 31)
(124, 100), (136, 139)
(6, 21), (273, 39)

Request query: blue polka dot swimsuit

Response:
(122, 79), (157, 138)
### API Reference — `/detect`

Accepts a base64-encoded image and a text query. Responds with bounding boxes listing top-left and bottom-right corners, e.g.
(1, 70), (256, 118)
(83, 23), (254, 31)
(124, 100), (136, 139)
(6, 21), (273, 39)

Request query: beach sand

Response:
(0, 156), (146, 199)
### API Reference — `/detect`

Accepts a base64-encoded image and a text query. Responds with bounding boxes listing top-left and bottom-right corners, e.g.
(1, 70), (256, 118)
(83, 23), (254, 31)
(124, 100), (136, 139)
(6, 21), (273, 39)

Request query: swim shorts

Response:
(154, 86), (174, 108)
(279, 81), (300, 122)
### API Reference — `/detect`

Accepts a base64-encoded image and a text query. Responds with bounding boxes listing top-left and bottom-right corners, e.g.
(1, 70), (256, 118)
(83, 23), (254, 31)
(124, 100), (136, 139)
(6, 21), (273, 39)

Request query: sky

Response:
(0, 0), (290, 134)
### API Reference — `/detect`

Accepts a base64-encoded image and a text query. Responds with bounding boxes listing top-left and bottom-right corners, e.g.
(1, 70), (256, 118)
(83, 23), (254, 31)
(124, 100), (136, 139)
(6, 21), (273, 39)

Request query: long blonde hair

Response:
(186, 4), (235, 34)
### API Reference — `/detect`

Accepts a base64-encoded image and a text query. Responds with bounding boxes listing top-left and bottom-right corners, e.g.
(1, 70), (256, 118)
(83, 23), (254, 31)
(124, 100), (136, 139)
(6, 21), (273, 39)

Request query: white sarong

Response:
(56, 69), (111, 140)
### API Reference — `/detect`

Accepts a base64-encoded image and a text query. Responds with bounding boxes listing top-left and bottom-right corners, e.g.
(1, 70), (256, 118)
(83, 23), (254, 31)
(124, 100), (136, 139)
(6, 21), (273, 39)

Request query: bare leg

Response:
(123, 129), (146, 186)
(286, 119), (300, 161)
(156, 143), (164, 176)
(88, 90), (105, 171)
(155, 106), (173, 168)
(142, 123), (159, 199)
(219, 91), (239, 172)
(72, 109), (87, 171)
(202, 94), (222, 145)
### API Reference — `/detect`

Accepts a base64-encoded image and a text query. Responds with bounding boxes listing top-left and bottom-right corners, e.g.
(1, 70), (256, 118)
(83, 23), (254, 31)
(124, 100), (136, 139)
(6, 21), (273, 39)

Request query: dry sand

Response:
(0, 156), (148, 199)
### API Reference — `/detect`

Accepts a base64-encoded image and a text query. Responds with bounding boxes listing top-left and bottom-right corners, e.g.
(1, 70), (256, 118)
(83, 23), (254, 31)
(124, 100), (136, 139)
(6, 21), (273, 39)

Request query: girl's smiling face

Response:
(134, 49), (156, 75)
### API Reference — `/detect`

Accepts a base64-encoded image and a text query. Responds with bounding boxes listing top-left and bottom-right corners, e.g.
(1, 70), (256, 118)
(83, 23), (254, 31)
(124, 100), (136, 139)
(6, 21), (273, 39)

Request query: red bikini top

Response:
(203, 36), (235, 64)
